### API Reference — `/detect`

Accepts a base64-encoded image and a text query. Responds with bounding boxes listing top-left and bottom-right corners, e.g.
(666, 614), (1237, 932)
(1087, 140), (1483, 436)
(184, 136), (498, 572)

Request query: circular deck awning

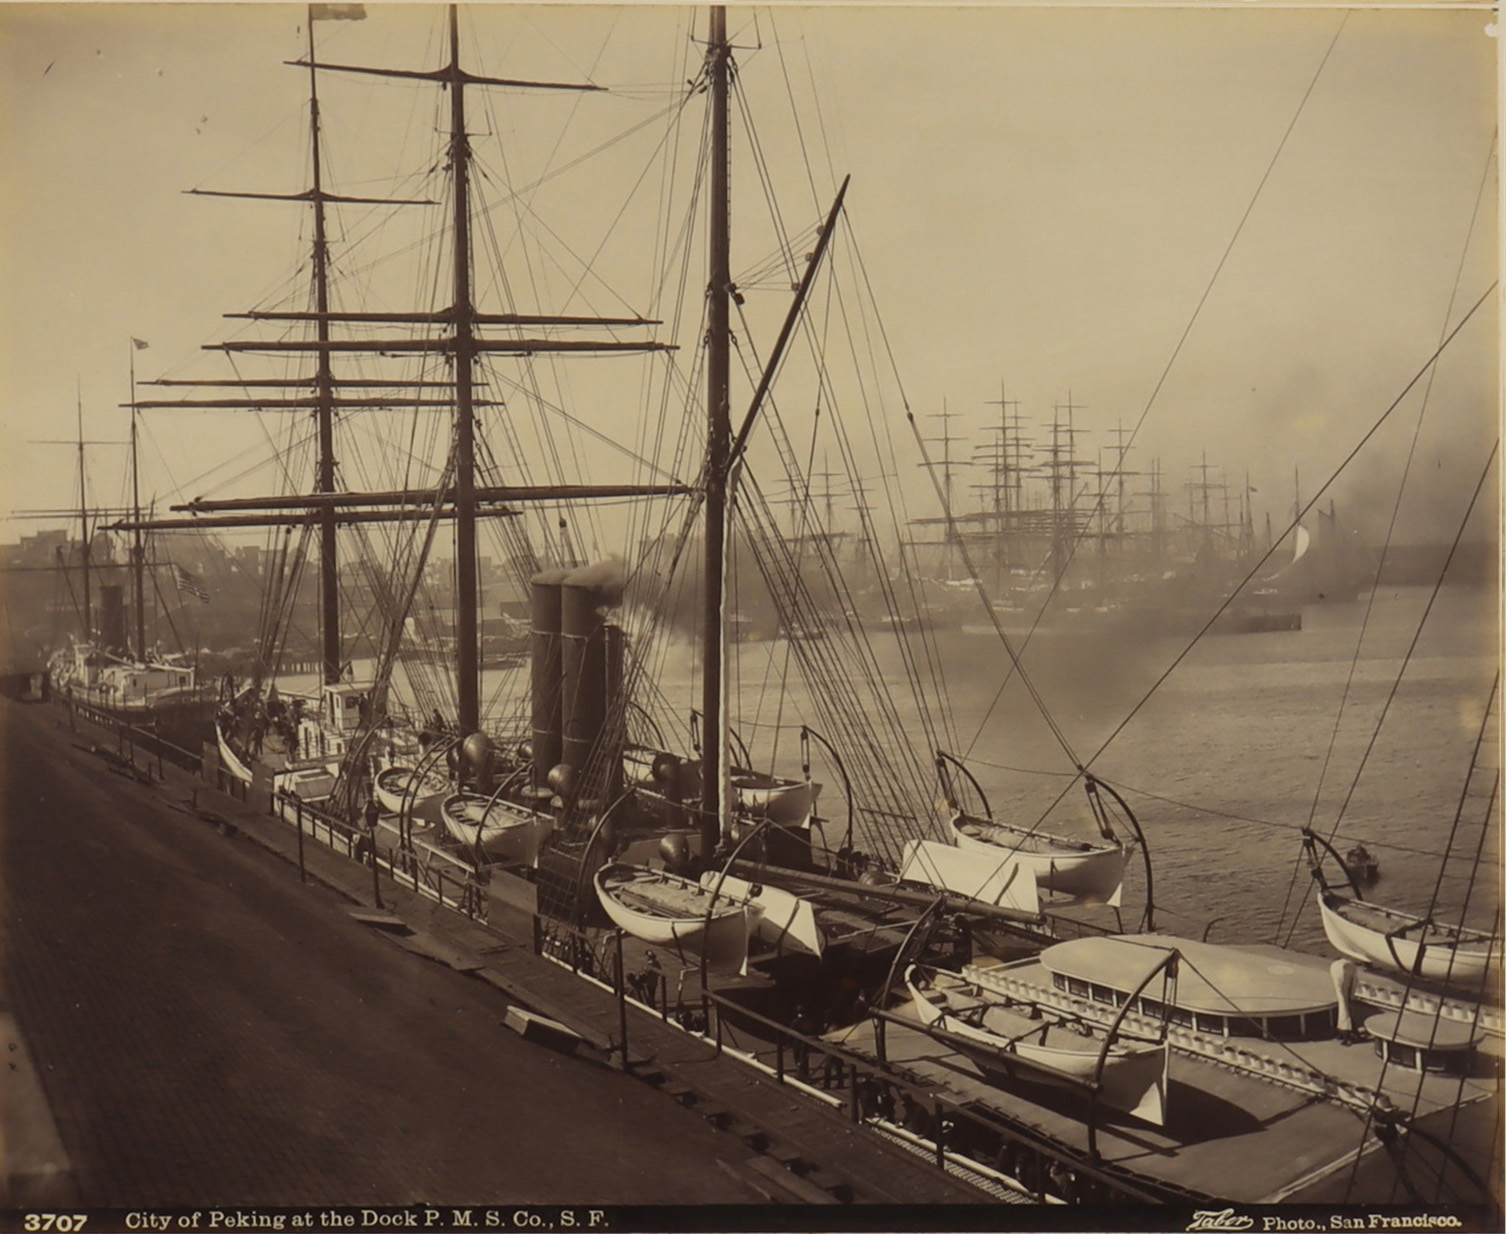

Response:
(1041, 934), (1337, 1017)
(1364, 1010), (1479, 1051)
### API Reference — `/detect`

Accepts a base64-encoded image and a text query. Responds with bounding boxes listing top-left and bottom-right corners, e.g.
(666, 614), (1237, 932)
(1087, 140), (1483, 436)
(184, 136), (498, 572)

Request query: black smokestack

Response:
(560, 560), (626, 803)
(99, 584), (127, 655)
(530, 569), (567, 792)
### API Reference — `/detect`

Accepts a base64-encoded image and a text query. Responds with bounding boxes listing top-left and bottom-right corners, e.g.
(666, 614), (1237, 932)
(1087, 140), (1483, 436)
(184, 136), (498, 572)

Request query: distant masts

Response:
(917, 399), (971, 579)
(974, 381), (1026, 586)
(1041, 393), (1090, 584)
(29, 391), (127, 642)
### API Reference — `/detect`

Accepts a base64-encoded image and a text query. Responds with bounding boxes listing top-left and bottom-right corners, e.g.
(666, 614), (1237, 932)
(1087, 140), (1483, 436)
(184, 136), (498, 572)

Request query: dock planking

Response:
(10, 699), (991, 1206)
(1, 704), (781, 1204)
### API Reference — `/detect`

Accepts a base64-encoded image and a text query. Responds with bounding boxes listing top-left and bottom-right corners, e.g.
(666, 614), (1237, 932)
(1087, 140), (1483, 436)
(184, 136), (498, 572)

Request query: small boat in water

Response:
(905, 963), (1169, 1125)
(1343, 843), (1380, 886)
(440, 792), (551, 866)
(595, 862), (751, 962)
(950, 812), (1127, 903)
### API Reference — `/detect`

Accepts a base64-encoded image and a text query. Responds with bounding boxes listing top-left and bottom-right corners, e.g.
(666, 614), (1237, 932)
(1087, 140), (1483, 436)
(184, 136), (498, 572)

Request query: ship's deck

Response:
(830, 956), (1497, 1203)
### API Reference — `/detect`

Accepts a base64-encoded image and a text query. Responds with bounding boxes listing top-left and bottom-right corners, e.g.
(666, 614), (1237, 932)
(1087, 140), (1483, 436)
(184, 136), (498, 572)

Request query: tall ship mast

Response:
(125, 5), (674, 799)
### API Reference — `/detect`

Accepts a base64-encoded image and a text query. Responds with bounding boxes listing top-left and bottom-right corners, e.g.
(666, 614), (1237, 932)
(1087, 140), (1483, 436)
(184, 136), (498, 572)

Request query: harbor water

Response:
(942, 582), (1498, 951)
(283, 581), (1498, 957)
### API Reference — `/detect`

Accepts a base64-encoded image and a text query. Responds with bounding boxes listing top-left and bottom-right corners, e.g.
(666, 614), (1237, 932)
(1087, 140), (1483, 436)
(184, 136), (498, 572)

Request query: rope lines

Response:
(1274, 442), (1499, 944)
(1269, 130), (1500, 945)
(1072, 284), (1497, 787)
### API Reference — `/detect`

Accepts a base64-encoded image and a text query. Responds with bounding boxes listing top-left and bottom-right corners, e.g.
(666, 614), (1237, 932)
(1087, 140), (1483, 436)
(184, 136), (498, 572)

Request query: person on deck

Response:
(1331, 957), (1360, 1044)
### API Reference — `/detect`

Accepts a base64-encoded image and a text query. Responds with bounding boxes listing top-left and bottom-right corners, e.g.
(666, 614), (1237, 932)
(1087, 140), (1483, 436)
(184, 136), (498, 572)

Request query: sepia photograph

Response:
(0, 1), (1499, 1229)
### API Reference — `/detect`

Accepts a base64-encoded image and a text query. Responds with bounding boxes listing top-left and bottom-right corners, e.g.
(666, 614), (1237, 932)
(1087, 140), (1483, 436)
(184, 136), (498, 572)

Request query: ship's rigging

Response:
(55, 4), (1501, 1211)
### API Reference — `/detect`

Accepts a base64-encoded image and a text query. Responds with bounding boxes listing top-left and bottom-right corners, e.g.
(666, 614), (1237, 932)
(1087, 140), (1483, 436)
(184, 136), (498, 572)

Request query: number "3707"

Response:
(23, 1215), (88, 1232)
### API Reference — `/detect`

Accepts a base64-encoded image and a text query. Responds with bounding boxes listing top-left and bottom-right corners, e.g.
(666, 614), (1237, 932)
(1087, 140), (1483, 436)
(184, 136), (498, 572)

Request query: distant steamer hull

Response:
(51, 642), (216, 750)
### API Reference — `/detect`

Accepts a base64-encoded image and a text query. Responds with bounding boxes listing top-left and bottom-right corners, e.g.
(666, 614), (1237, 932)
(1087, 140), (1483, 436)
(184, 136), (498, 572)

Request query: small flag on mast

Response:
(174, 564), (210, 604)
(132, 337), (150, 350)
(310, 3), (366, 20)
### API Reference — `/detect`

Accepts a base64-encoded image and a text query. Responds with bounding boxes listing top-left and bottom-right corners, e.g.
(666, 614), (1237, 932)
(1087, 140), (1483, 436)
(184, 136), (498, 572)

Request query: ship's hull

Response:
(51, 645), (216, 750)
(67, 686), (217, 749)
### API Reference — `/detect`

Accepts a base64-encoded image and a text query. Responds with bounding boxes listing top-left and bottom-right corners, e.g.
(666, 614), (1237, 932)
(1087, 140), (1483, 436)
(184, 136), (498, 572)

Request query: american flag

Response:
(174, 565), (210, 604)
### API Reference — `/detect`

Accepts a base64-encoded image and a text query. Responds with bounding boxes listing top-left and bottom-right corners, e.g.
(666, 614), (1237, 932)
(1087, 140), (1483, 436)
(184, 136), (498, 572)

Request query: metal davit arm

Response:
(876, 896), (949, 1011)
(801, 724), (853, 855)
(1086, 945), (1178, 1163)
(1301, 826), (1364, 898)
(1087, 774), (1155, 931)
(935, 749), (993, 819)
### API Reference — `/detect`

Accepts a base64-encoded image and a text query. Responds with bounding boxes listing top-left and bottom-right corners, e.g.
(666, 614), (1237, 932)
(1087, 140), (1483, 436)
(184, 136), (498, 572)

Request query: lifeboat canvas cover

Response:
(899, 839), (1040, 916)
(1065, 842), (1128, 908)
(699, 871), (824, 958)
(1095, 1040), (1169, 1127)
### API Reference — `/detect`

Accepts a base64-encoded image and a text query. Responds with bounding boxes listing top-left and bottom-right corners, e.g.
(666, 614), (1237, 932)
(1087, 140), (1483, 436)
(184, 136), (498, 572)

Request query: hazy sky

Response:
(1, 2), (1497, 555)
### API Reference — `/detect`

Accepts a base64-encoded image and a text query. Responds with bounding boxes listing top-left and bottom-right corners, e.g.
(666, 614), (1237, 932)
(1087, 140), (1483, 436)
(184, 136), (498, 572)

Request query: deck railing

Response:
(54, 691), (1206, 1206)
(271, 789), (491, 921)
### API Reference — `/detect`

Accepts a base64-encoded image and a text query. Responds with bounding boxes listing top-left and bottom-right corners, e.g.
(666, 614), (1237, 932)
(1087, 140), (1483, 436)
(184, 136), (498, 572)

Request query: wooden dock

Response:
(14, 705), (999, 1205)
